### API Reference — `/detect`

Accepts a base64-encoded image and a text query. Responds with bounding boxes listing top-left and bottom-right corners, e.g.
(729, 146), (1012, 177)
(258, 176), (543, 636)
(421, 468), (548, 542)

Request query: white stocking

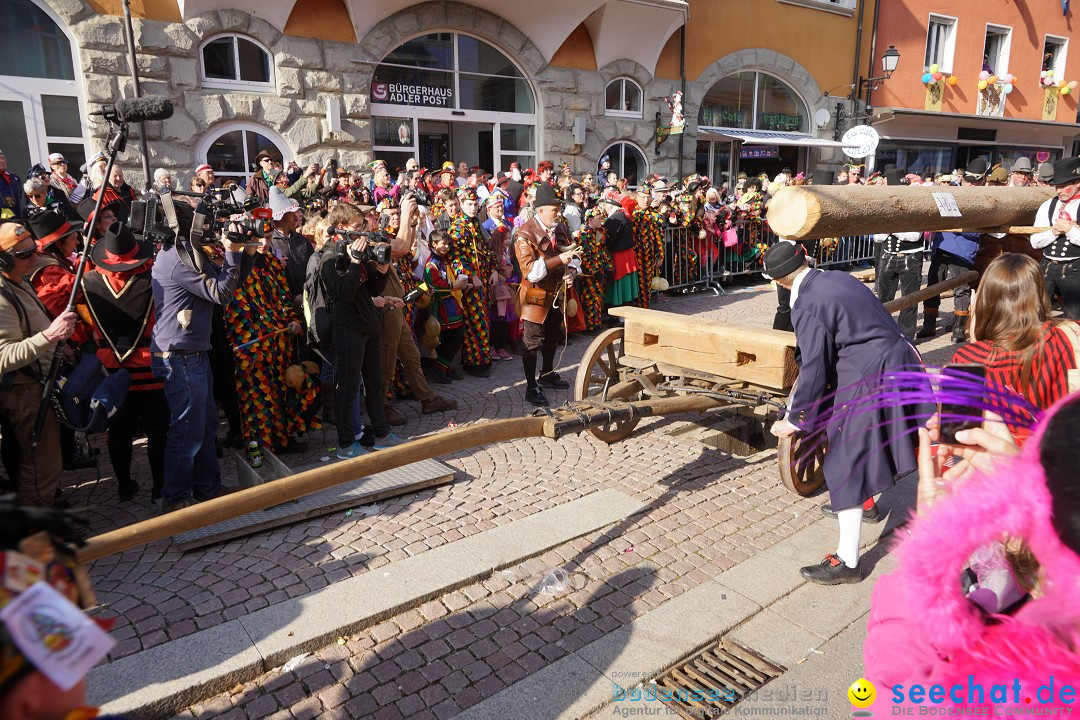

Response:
(836, 507), (862, 568)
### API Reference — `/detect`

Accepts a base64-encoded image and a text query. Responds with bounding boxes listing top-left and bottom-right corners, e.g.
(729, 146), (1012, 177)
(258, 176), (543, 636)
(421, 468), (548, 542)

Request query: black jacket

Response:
(319, 246), (388, 336)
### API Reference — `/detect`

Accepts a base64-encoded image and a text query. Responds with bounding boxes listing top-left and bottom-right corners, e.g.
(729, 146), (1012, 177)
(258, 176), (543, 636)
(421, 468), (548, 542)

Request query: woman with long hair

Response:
(951, 253), (1076, 438)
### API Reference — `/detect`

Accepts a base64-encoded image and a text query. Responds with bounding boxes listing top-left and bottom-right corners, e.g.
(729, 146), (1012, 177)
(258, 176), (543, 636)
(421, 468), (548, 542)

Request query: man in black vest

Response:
(1031, 156), (1080, 319)
(81, 222), (167, 503)
(873, 168), (923, 340)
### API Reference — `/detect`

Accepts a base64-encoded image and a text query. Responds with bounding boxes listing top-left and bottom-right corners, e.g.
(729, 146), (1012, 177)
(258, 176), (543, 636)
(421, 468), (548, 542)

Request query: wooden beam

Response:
(766, 185), (1053, 240)
(610, 307), (797, 392)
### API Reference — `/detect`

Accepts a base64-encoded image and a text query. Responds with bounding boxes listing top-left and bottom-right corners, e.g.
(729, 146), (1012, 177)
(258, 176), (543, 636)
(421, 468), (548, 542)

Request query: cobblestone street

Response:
(76, 275), (960, 719)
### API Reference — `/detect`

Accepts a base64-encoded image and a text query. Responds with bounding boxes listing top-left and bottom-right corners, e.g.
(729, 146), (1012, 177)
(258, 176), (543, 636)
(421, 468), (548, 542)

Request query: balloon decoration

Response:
(978, 80), (988, 90)
(947, 75), (958, 86)
(933, 72), (944, 81)
(979, 71), (990, 80)
(1003, 83), (1014, 94)
(921, 73), (933, 84)
(1042, 70), (1057, 87)
(930, 64), (940, 74)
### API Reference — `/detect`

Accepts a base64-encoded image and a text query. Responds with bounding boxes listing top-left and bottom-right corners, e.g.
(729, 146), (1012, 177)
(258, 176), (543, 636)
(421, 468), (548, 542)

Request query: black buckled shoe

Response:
(538, 371), (569, 389)
(800, 554), (862, 585)
(820, 503), (881, 523)
(951, 325), (967, 343)
(525, 386), (549, 406)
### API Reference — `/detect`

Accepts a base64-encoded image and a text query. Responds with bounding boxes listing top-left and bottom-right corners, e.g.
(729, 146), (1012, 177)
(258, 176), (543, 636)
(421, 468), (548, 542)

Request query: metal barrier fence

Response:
(659, 221), (880, 293)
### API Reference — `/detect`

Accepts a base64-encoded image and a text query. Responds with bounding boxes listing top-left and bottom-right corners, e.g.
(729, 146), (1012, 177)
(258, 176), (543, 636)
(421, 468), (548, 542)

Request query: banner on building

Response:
(739, 146), (779, 160)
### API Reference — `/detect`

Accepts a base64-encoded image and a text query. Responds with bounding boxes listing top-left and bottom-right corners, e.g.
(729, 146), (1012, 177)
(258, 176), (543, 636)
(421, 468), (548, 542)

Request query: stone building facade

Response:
(7, 0), (872, 189)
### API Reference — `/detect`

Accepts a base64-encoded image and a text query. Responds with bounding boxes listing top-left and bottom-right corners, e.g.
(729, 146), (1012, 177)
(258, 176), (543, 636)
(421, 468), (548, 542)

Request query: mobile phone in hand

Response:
(938, 363), (987, 444)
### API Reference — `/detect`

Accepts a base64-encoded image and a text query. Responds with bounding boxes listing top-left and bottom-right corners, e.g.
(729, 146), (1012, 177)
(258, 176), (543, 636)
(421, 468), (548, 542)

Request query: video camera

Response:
(326, 226), (392, 264)
(166, 186), (271, 245)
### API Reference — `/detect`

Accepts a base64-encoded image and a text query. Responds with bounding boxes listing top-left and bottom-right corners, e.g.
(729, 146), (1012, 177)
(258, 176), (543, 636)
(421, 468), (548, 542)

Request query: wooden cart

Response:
(573, 306), (824, 496)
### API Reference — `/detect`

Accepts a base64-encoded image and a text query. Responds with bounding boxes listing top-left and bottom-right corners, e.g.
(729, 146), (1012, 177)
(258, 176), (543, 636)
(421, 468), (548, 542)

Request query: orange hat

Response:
(0, 222), (32, 251)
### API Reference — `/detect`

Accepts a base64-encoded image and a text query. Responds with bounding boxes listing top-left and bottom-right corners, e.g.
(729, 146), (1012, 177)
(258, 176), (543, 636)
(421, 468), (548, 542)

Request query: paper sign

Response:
(932, 192), (962, 218)
(0, 581), (115, 690)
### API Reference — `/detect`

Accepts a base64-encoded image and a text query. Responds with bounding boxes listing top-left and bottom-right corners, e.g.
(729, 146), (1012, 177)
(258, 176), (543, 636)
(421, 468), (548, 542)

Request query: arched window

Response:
(0, 0), (86, 178)
(600, 142), (648, 188)
(605, 78), (643, 118)
(196, 123), (292, 182)
(200, 34), (274, 92)
(698, 71), (809, 133)
(371, 32), (537, 172)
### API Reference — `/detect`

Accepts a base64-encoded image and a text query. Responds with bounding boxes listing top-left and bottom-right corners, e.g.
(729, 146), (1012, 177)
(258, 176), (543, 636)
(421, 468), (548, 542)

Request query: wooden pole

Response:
(77, 392), (738, 562)
(766, 185), (1053, 240)
(882, 270), (979, 314)
(79, 418), (547, 562)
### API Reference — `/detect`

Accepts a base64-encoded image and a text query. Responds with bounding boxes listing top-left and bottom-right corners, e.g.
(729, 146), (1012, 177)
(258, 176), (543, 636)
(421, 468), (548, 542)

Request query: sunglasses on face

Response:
(12, 246), (38, 260)
(28, 193), (46, 200)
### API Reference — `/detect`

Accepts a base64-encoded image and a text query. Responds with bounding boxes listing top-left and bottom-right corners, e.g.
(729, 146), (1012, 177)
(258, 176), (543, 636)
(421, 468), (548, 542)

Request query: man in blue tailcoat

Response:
(767, 242), (924, 584)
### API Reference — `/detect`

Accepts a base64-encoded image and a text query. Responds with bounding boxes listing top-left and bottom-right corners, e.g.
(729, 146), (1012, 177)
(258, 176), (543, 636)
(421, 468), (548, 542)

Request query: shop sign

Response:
(739, 146), (779, 159)
(841, 125), (879, 159)
(371, 81), (454, 108)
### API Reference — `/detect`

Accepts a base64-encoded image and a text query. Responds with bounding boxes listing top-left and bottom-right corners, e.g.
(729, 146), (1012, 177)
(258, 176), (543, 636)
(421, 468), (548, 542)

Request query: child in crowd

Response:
(424, 230), (468, 383)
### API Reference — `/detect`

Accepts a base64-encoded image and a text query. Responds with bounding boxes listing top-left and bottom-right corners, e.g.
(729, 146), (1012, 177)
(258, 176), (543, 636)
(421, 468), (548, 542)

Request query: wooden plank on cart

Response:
(609, 307), (798, 392)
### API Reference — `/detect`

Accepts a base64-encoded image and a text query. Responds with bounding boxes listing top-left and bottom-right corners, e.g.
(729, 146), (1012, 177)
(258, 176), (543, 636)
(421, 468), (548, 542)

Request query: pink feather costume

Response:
(864, 392), (1080, 706)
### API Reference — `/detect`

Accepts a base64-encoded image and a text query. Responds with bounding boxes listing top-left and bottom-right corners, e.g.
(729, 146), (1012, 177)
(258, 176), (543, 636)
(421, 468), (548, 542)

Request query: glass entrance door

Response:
(0, 95), (34, 179)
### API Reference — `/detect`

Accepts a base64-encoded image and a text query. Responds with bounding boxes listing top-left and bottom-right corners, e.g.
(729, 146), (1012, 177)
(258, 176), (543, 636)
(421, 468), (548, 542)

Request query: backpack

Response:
(303, 249), (333, 354)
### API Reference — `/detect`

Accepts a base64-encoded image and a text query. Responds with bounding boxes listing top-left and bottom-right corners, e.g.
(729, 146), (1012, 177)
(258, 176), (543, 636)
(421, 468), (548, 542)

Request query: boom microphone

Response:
(91, 96), (174, 123)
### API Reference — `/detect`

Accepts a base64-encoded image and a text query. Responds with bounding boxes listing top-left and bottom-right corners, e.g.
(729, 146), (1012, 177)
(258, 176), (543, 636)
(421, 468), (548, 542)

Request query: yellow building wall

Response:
(549, 23), (598, 71)
(85, 0), (181, 21)
(659, 0), (874, 93)
(284, 0), (356, 44)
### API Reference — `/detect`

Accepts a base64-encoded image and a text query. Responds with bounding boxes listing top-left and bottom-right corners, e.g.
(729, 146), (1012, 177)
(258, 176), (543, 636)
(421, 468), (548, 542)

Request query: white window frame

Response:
(599, 141), (649, 190)
(199, 33), (275, 93)
(983, 24), (1013, 77)
(604, 78), (644, 119)
(775, 0), (855, 17)
(1044, 34), (1069, 81)
(194, 121), (293, 182)
(698, 71), (810, 133)
(371, 31), (538, 170)
(0, 0), (88, 176)
(924, 14), (958, 73)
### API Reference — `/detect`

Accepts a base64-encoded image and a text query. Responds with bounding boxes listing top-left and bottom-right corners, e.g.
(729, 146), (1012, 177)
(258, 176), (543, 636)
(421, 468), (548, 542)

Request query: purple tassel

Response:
(785, 368), (1040, 497)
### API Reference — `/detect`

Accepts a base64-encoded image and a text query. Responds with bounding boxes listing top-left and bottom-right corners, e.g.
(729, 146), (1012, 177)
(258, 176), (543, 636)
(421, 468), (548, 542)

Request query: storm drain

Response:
(648, 638), (785, 718)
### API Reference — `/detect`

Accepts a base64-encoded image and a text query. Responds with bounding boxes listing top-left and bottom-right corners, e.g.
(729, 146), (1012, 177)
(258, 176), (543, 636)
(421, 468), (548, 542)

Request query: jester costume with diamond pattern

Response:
(578, 209), (611, 331)
(224, 252), (319, 450)
(448, 214), (496, 372)
(632, 208), (664, 308)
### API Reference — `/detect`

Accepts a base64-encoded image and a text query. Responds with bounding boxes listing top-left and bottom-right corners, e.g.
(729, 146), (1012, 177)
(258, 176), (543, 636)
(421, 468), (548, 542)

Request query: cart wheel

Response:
(574, 327), (641, 443)
(777, 433), (826, 496)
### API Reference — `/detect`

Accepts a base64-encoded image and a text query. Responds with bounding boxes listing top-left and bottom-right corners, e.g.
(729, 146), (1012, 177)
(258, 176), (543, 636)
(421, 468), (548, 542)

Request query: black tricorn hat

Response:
(77, 193), (126, 225)
(27, 209), (79, 250)
(90, 221), (154, 271)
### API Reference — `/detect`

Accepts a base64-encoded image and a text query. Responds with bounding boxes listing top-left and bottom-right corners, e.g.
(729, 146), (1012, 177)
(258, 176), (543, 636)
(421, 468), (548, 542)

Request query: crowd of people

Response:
(2, 138), (1080, 711)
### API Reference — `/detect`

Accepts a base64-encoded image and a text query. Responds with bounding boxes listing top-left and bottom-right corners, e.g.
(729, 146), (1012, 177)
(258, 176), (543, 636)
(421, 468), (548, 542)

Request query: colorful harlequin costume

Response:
(631, 204), (664, 308)
(447, 191), (496, 374)
(578, 208), (611, 331)
(224, 252), (319, 451)
(424, 252), (465, 373)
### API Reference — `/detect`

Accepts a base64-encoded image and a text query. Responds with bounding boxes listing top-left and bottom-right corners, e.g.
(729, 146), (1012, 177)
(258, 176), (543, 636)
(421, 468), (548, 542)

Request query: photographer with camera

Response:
(378, 195), (457, 424)
(319, 203), (397, 459)
(151, 202), (256, 513)
(0, 221), (78, 507)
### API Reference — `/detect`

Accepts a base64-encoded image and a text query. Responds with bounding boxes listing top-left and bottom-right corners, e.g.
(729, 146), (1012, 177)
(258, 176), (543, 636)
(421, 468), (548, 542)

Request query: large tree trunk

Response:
(766, 185), (1054, 240)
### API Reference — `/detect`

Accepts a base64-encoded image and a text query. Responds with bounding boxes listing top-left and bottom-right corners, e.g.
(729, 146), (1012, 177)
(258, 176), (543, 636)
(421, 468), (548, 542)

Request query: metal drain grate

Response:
(648, 638), (785, 718)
